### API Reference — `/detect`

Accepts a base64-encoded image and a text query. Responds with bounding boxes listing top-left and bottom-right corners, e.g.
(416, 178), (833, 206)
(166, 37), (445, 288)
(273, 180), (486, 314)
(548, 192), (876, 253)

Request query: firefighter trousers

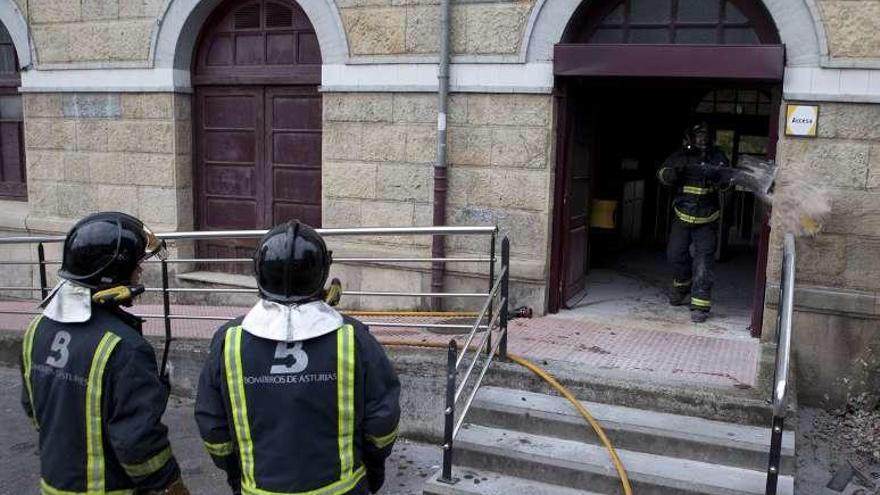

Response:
(667, 218), (717, 311)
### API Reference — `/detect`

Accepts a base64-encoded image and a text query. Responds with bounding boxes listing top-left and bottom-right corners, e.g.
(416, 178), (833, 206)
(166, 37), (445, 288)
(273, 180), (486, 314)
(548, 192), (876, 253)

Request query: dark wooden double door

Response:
(195, 85), (322, 261)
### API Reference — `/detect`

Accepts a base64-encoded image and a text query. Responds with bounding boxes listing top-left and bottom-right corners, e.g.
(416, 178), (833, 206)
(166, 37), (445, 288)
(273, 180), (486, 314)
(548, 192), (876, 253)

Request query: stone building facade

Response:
(0, 0), (876, 405)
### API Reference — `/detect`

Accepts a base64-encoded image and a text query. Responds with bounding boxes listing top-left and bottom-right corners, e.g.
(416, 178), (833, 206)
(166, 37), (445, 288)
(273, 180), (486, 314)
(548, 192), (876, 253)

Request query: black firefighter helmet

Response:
(255, 221), (331, 304)
(59, 211), (166, 289)
(683, 122), (711, 152)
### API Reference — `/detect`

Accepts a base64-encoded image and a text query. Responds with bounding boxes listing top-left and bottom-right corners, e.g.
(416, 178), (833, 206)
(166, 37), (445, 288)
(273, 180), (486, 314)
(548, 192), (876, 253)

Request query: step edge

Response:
(473, 387), (796, 448)
(422, 469), (604, 495)
(454, 424), (796, 493)
(469, 398), (797, 456)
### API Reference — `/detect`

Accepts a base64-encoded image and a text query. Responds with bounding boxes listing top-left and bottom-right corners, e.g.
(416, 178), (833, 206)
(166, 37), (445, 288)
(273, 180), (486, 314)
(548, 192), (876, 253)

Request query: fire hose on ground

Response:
(327, 278), (633, 492)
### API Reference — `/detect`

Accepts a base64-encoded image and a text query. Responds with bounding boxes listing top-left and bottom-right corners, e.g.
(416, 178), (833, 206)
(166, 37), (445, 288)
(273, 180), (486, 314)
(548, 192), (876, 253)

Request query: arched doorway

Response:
(548, 0), (783, 336)
(192, 0), (322, 266)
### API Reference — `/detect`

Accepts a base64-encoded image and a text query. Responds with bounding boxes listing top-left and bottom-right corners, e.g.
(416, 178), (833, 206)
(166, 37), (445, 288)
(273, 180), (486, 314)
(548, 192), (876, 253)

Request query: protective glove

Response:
(143, 479), (190, 495)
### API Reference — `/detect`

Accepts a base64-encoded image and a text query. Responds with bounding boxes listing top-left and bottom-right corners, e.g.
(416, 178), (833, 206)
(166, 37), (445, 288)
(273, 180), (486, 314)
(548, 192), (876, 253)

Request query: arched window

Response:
(194, 0), (321, 85)
(564, 0), (780, 45)
(0, 22), (23, 200)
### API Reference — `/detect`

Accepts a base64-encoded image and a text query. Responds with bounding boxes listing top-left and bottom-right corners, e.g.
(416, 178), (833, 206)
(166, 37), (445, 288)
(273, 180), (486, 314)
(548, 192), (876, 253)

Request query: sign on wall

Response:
(785, 104), (819, 137)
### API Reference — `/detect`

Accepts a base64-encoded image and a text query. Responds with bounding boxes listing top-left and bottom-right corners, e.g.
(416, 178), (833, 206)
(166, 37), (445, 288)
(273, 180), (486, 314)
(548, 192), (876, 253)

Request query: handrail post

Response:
(439, 339), (458, 484)
(499, 236), (510, 359)
(486, 232), (496, 356)
(765, 416), (784, 495)
(766, 233), (796, 495)
(37, 243), (48, 300)
(159, 259), (172, 380)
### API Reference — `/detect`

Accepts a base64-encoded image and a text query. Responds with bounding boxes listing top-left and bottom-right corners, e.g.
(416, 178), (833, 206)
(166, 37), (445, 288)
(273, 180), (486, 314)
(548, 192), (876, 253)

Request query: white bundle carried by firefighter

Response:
(738, 155), (831, 237)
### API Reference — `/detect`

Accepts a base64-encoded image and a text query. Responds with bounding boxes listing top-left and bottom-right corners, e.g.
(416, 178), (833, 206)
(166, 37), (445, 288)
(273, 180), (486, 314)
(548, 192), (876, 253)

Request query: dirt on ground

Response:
(797, 395), (880, 495)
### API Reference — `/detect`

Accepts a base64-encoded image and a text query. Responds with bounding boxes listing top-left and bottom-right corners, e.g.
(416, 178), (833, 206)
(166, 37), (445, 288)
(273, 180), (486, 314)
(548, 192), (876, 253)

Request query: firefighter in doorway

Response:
(195, 220), (401, 495)
(20, 212), (189, 494)
(658, 123), (735, 323)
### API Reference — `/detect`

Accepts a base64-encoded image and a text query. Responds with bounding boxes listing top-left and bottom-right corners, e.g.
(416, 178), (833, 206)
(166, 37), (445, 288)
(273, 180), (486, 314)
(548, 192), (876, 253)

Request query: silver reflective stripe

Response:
(240, 466), (366, 495)
(86, 332), (122, 493)
(224, 326), (256, 486)
(22, 316), (42, 430)
(336, 325), (355, 477)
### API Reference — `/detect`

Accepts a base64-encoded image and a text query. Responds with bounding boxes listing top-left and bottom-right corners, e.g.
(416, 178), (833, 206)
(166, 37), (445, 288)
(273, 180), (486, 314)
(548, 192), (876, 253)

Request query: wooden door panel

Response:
(273, 133), (321, 166)
(203, 198), (259, 228)
(195, 86), (264, 270)
(562, 101), (594, 306)
(272, 94), (322, 129)
(267, 34), (296, 65)
(265, 87), (322, 226)
(564, 224), (588, 297)
(203, 165), (257, 196)
(235, 34), (264, 65)
(204, 131), (257, 162)
(203, 94), (257, 127)
(297, 33), (321, 64)
(274, 203), (321, 229)
(273, 168), (321, 202)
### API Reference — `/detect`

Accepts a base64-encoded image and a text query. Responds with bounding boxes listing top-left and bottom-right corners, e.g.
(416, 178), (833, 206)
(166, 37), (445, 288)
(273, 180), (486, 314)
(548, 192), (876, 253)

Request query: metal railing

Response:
(438, 237), (510, 484)
(766, 233), (795, 495)
(0, 225), (502, 377)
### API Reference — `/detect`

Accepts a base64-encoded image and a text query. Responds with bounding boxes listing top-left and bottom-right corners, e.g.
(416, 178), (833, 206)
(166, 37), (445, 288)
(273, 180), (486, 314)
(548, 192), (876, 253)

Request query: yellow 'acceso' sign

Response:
(785, 104), (818, 137)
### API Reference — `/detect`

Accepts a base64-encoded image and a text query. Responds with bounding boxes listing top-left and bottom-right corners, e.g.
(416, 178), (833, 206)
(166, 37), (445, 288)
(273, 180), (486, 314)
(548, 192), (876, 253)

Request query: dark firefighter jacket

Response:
(657, 147), (734, 225)
(195, 315), (401, 495)
(20, 307), (181, 494)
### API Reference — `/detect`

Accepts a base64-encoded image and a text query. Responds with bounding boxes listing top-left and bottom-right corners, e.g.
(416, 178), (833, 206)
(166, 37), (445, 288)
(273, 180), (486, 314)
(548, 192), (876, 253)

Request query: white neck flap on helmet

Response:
(42, 280), (92, 323)
(242, 299), (344, 342)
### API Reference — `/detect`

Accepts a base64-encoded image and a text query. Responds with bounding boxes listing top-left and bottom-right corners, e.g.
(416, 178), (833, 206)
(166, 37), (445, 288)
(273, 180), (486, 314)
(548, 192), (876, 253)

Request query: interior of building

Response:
(559, 78), (774, 336)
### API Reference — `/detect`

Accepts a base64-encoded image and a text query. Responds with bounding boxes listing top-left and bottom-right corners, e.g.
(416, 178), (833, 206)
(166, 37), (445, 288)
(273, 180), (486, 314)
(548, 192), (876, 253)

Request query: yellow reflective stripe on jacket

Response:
(674, 207), (720, 225)
(86, 332), (122, 493)
(367, 424), (399, 449)
(204, 440), (234, 457)
(336, 325), (355, 478)
(22, 315), (42, 430)
(691, 298), (712, 308)
(682, 185), (714, 195)
(40, 478), (133, 495)
(673, 279), (692, 288)
(241, 466), (366, 495)
(224, 326), (256, 487)
(121, 446), (173, 478)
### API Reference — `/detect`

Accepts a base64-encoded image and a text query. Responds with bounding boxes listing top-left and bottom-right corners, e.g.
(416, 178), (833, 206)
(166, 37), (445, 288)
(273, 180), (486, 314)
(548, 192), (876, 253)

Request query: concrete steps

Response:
(424, 386), (794, 495)
(467, 386), (795, 472)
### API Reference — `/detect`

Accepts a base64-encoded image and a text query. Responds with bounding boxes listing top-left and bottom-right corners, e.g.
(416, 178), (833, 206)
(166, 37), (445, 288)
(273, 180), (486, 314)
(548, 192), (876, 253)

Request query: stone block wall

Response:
(21, 0), (539, 64)
(24, 0), (163, 64)
(302, 0), (534, 57)
(322, 92), (553, 310)
(767, 102), (880, 292)
(764, 101), (880, 407)
(14, 0), (880, 66)
(23, 92), (193, 233)
(818, 0), (880, 59)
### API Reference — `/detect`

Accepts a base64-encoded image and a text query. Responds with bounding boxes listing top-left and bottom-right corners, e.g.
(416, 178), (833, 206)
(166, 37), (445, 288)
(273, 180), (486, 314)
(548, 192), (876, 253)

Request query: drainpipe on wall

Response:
(431, 0), (451, 311)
